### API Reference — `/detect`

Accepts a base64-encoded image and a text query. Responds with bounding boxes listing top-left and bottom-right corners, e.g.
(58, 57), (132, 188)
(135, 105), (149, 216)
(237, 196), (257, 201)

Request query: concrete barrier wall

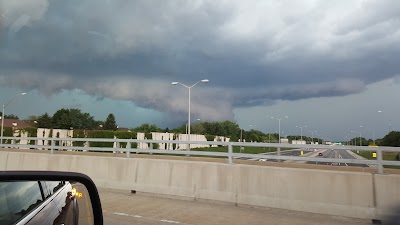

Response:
(1, 151), (399, 219)
(374, 174), (400, 219)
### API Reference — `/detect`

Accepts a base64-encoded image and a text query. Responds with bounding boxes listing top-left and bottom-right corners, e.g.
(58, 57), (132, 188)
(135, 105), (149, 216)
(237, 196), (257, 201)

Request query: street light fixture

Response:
(172, 79), (209, 151)
(378, 110), (392, 134)
(186, 118), (201, 134)
(310, 131), (317, 144)
(271, 116), (288, 160)
(360, 125), (375, 145)
(295, 126), (307, 142)
(1, 92), (27, 144)
(351, 130), (362, 147)
(270, 116), (288, 144)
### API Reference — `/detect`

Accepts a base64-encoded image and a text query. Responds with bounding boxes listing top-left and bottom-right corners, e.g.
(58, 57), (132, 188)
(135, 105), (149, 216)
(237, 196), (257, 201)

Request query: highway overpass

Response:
(1, 147), (400, 223)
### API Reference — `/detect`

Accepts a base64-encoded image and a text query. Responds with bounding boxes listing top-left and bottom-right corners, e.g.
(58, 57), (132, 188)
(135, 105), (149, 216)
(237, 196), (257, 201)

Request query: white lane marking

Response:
(160, 219), (180, 224)
(114, 212), (130, 216)
(113, 212), (143, 218)
(338, 154), (348, 166)
(112, 212), (181, 223)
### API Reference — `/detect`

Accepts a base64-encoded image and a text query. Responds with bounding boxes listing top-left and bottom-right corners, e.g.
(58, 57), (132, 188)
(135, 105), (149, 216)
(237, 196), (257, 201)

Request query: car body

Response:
(0, 181), (79, 225)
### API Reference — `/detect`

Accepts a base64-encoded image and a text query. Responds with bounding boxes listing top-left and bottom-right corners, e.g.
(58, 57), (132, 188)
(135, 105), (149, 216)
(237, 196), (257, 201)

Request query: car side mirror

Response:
(0, 171), (103, 225)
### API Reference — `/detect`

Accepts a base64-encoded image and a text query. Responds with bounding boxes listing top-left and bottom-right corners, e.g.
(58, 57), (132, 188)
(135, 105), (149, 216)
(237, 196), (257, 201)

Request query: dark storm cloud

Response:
(0, 0), (399, 121)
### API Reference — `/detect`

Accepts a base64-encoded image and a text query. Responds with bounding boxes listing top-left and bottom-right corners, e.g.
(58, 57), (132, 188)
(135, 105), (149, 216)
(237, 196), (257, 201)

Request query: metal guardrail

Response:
(1, 137), (400, 174)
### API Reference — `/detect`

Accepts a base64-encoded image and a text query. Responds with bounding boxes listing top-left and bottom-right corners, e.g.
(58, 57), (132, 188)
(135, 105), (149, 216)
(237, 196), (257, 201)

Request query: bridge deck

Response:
(2, 148), (399, 174)
(100, 188), (369, 225)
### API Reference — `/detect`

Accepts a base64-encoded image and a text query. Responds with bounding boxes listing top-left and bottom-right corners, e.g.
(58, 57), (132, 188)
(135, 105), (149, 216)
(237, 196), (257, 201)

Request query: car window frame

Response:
(14, 181), (68, 225)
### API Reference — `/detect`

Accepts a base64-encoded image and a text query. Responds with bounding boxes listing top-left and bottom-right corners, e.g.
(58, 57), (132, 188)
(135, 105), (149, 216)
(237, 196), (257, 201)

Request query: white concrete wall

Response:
(292, 140), (306, 145)
(1, 150), (396, 220)
(9, 129), (229, 151)
(52, 129), (74, 148)
(17, 130), (29, 146)
(136, 133), (148, 149)
(151, 133), (175, 150)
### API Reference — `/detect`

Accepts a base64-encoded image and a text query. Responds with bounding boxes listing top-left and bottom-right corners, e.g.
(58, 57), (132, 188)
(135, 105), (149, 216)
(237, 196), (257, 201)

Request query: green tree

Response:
(26, 115), (38, 122)
(349, 137), (369, 146)
(381, 131), (400, 147)
(191, 123), (206, 134)
(37, 113), (53, 128)
(69, 109), (96, 129)
(52, 108), (97, 129)
(52, 108), (72, 129)
(0, 113), (19, 119)
(104, 113), (117, 130)
(94, 120), (105, 129)
(132, 123), (161, 133)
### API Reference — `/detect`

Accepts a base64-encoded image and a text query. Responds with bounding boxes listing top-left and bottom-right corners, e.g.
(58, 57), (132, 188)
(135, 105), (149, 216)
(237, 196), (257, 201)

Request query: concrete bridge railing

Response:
(1, 137), (400, 174)
(1, 149), (399, 221)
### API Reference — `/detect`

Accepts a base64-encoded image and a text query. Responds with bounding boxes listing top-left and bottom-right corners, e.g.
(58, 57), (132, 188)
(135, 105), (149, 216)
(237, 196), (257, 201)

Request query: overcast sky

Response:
(0, 0), (399, 140)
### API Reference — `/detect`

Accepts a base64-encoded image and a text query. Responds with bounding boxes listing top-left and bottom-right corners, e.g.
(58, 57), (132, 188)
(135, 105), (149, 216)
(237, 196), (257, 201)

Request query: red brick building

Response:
(0, 119), (35, 129)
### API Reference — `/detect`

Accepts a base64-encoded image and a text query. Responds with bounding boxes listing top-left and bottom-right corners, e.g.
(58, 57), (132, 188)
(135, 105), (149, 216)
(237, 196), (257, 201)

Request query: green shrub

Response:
(229, 136), (239, 142)
(205, 134), (215, 141)
(114, 131), (136, 148)
(20, 127), (38, 145)
(73, 130), (86, 147)
(145, 133), (152, 140)
(86, 130), (115, 147)
(1, 127), (13, 144)
(21, 127), (38, 137)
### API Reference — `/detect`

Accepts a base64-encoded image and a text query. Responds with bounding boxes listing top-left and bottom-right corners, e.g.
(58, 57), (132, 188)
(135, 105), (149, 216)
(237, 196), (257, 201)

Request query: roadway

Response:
(238, 148), (370, 168)
(237, 149), (312, 162)
(307, 149), (369, 167)
(100, 188), (370, 225)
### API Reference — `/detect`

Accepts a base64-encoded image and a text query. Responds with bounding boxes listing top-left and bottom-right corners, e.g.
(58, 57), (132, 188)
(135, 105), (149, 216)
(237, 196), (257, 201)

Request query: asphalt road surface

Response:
(307, 149), (369, 167)
(100, 188), (369, 225)
(237, 149), (312, 162)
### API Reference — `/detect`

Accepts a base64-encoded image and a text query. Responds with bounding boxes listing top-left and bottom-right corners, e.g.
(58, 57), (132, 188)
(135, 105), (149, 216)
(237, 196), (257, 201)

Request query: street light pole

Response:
(351, 131), (362, 147)
(311, 131), (317, 144)
(172, 80), (209, 151)
(378, 110), (392, 135)
(360, 125), (375, 145)
(186, 118), (200, 135)
(1, 92), (27, 144)
(239, 125), (252, 153)
(271, 116), (288, 159)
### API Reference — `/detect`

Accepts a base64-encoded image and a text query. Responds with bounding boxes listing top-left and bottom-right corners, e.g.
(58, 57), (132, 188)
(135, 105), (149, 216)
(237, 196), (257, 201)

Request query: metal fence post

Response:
(126, 141), (131, 158)
(228, 143), (233, 164)
(51, 140), (55, 154)
(377, 149), (384, 174)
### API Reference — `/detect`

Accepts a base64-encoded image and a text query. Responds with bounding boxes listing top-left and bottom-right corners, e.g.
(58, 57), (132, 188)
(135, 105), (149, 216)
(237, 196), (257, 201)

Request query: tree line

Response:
(26, 108), (118, 130)
(12, 108), (400, 146)
(21, 109), (282, 142)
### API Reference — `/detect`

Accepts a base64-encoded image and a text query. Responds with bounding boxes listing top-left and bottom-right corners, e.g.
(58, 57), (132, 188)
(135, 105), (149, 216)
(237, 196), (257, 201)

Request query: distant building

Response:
(280, 138), (289, 144)
(0, 119), (34, 129)
(117, 127), (130, 132)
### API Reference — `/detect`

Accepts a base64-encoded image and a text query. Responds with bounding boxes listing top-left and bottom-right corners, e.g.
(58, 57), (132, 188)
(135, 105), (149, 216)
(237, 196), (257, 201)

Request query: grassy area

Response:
(354, 151), (400, 169)
(192, 146), (292, 154)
